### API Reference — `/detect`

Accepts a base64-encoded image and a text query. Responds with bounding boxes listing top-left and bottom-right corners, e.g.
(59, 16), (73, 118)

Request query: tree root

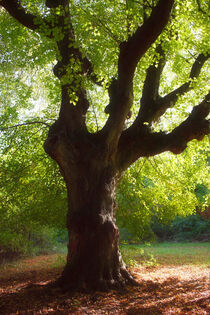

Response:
(50, 267), (139, 293)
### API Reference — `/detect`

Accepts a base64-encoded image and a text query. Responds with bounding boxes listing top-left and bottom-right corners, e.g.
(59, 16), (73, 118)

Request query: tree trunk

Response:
(44, 124), (135, 291)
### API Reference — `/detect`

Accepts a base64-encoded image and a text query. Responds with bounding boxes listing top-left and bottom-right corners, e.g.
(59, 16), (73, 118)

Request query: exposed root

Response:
(51, 267), (139, 293)
(120, 267), (139, 286)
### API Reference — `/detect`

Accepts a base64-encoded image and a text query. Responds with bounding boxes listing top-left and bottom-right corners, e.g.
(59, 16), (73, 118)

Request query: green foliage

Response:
(117, 136), (209, 241)
(121, 244), (158, 268)
(0, 225), (67, 257)
(171, 215), (210, 241)
(195, 183), (209, 203)
(0, 123), (68, 254)
(0, 127), (67, 227)
(121, 242), (210, 267)
(152, 214), (210, 242)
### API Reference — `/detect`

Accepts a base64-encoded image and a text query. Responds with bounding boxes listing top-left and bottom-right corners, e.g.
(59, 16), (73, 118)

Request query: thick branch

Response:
(1, 0), (99, 87)
(160, 53), (209, 107)
(48, 6), (95, 131)
(138, 52), (209, 124)
(56, 84), (90, 135)
(118, 0), (174, 85)
(0, 0), (45, 31)
(101, 0), (174, 146)
(165, 93), (210, 153)
(46, 0), (63, 8)
(137, 44), (166, 123)
(0, 0), (90, 132)
(117, 93), (210, 170)
(143, 46), (166, 100)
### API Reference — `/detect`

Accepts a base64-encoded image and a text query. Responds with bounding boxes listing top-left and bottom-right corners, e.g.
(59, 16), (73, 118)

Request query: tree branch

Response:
(196, 0), (210, 16)
(118, 0), (174, 85)
(0, 0), (46, 31)
(0, 0), (99, 87)
(86, 10), (120, 44)
(117, 93), (210, 170)
(125, 0), (131, 38)
(137, 52), (209, 125)
(137, 44), (166, 123)
(0, 0), (92, 131)
(154, 53), (210, 120)
(101, 0), (174, 146)
(165, 53), (209, 102)
(165, 92), (210, 153)
(0, 121), (51, 131)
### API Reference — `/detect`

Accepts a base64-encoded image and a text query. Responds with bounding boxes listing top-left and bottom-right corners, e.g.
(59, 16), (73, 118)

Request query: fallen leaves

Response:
(0, 256), (209, 314)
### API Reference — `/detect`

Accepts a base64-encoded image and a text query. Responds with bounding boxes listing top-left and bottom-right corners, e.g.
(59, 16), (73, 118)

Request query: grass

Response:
(0, 253), (66, 279)
(0, 242), (209, 278)
(121, 242), (210, 267)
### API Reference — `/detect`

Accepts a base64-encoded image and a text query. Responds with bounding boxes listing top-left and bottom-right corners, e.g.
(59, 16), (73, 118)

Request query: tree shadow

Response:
(119, 276), (209, 314)
(0, 272), (209, 314)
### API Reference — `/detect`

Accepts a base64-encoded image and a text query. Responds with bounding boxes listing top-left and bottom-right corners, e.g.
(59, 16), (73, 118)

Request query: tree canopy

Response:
(0, 0), (209, 145)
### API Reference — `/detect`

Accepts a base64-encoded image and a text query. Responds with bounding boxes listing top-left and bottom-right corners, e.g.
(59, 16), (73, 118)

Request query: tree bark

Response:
(44, 123), (135, 291)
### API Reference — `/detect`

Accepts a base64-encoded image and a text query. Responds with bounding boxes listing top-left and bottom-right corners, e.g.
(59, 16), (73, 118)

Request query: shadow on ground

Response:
(0, 266), (209, 314)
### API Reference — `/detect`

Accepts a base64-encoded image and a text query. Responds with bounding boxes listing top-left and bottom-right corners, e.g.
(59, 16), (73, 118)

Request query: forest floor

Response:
(0, 243), (209, 314)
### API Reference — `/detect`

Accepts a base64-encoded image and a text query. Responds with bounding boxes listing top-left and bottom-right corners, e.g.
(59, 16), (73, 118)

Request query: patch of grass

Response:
(1, 242), (209, 280)
(121, 242), (210, 267)
(0, 253), (66, 279)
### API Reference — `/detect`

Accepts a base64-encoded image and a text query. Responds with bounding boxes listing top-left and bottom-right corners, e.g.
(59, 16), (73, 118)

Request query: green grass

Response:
(0, 253), (67, 279)
(1, 242), (209, 277)
(120, 242), (210, 267)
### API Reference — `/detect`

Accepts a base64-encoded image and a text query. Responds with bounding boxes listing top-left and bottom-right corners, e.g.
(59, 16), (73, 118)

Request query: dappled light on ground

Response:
(0, 255), (209, 314)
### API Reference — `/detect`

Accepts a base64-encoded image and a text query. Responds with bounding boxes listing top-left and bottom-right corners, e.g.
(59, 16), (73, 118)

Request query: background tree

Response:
(0, 0), (209, 291)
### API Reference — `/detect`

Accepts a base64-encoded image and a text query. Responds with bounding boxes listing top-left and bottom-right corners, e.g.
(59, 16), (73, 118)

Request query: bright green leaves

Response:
(117, 136), (209, 240)
(86, 83), (109, 132)
(69, 0), (121, 81)
(0, 124), (67, 232)
(1, 0), (208, 132)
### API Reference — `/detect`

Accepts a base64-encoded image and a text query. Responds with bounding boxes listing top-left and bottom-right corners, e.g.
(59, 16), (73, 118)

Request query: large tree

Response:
(0, 0), (209, 291)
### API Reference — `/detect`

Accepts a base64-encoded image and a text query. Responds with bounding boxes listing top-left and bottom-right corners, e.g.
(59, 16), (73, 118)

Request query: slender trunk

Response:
(44, 124), (135, 291)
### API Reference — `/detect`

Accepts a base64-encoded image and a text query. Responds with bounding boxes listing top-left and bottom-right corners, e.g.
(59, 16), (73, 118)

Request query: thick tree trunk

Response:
(61, 188), (133, 291)
(44, 123), (135, 291)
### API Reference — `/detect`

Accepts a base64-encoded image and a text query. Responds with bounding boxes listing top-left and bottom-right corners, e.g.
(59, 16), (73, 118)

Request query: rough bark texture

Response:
(44, 125), (135, 291)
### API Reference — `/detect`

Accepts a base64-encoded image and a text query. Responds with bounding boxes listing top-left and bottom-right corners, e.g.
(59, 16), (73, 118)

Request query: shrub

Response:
(152, 214), (210, 242)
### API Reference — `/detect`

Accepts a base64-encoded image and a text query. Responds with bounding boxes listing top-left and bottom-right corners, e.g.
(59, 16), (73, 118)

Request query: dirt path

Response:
(0, 256), (209, 314)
